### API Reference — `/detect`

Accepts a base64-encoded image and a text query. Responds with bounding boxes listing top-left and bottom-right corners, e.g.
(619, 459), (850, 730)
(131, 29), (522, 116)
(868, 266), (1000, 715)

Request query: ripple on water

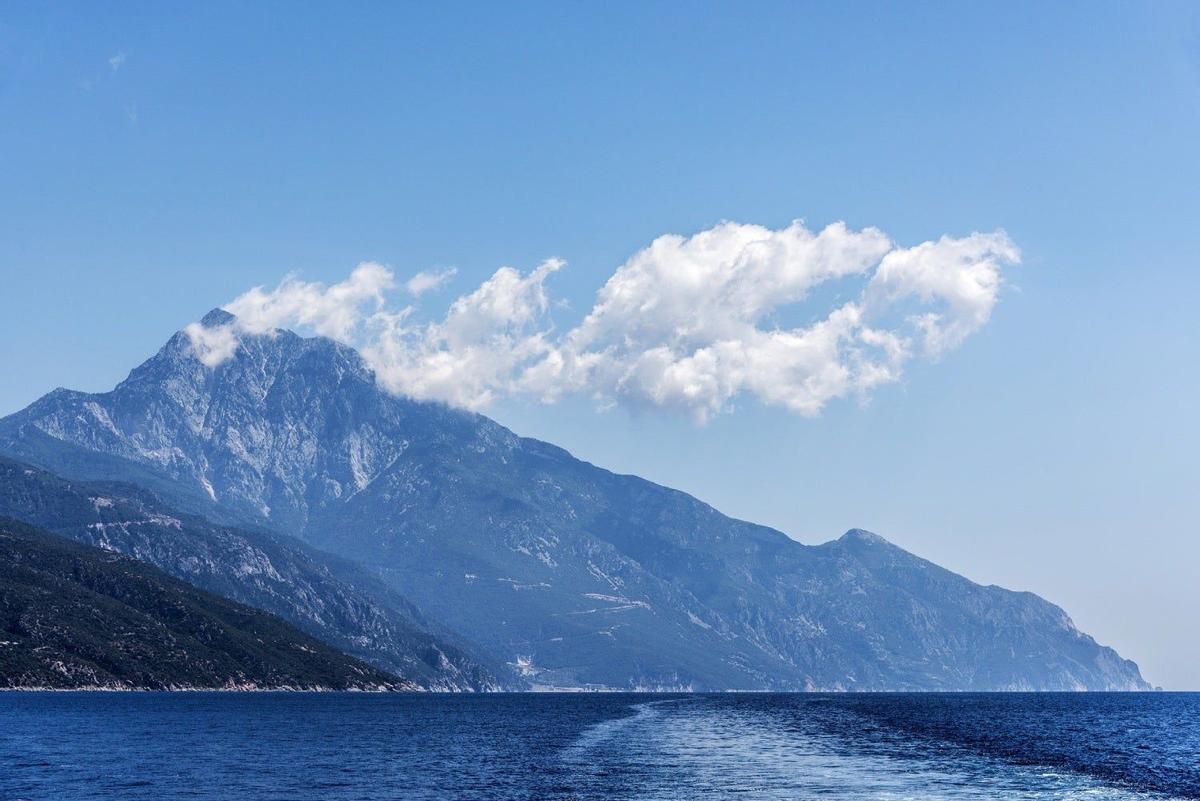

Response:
(0, 692), (1196, 801)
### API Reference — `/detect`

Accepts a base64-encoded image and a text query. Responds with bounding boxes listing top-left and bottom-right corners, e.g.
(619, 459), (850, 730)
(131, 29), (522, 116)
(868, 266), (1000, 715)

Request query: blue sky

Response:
(1, 2), (1198, 688)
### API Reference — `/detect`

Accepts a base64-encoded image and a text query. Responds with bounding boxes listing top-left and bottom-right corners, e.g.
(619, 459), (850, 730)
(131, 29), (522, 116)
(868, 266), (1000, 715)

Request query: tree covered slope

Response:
(0, 458), (507, 690)
(0, 517), (404, 690)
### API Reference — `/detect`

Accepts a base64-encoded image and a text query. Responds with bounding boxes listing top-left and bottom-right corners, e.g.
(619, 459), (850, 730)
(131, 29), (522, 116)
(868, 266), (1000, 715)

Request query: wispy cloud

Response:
(185, 220), (1020, 420)
(80, 51), (128, 92)
(404, 267), (457, 296)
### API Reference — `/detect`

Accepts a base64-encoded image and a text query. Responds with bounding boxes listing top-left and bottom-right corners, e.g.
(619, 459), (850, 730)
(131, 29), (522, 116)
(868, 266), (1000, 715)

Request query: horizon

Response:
(2, 1), (1197, 695)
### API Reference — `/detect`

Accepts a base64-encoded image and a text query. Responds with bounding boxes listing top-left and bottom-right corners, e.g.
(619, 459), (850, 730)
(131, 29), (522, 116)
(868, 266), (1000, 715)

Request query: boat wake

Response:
(556, 696), (1186, 800)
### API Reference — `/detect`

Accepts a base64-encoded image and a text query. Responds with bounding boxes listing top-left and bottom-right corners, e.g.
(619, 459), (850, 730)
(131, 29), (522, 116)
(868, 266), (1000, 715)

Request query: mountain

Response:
(0, 310), (1151, 691)
(0, 517), (402, 690)
(0, 457), (506, 690)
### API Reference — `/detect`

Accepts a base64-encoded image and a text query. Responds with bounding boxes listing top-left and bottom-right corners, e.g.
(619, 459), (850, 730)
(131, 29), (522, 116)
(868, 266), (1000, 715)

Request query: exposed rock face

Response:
(0, 517), (405, 691)
(0, 313), (1151, 691)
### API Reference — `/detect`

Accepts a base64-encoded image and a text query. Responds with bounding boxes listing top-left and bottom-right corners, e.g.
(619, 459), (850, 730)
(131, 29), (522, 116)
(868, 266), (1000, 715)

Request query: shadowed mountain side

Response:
(0, 517), (403, 690)
(0, 458), (509, 690)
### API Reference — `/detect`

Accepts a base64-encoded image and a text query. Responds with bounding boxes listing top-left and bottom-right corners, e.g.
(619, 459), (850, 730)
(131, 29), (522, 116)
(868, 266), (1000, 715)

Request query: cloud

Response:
(221, 261), (396, 341)
(365, 260), (562, 409)
(183, 221), (1020, 420)
(80, 52), (127, 91)
(183, 320), (239, 368)
(517, 221), (898, 419)
(404, 267), (457, 296)
(864, 232), (1019, 358)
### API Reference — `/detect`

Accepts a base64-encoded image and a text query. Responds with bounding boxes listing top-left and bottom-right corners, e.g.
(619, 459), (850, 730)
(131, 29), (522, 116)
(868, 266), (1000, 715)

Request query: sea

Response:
(1, 692), (1196, 800)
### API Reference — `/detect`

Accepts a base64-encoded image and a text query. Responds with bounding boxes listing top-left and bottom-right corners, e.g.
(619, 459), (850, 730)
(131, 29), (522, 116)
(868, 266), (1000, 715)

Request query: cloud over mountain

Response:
(185, 220), (1019, 419)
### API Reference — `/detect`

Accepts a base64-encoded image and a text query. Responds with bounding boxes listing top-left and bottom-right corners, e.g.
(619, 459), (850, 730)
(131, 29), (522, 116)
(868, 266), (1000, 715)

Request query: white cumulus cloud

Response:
(365, 259), (563, 410)
(223, 261), (396, 340)
(183, 220), (1020, 420)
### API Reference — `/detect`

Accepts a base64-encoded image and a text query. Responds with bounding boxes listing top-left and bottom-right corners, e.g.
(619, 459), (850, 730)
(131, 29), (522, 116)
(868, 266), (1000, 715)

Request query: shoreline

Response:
(0, 687), (1175, 695)
(0, 684), (415, 693)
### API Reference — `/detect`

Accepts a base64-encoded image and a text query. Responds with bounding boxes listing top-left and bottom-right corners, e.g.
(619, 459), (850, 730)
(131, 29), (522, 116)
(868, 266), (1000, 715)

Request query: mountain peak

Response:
(199, 307), (236, 327)
(840, 528), (892, 546)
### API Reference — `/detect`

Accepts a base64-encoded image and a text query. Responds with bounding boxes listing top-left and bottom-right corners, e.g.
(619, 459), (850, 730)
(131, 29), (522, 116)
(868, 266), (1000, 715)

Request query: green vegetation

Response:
(0, 517), (407, 690)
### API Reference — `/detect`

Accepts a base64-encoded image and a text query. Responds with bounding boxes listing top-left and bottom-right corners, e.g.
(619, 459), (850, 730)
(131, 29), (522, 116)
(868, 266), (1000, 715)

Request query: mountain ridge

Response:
(0, 312), (1151, 691)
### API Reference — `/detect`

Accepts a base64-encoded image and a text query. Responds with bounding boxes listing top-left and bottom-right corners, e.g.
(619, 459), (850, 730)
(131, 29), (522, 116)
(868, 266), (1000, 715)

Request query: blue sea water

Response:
(1, 693), (1196, 800)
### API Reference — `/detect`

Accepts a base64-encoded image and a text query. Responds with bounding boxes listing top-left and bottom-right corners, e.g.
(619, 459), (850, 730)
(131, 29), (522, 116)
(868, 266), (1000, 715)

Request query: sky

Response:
(1, 2), (1198, 688)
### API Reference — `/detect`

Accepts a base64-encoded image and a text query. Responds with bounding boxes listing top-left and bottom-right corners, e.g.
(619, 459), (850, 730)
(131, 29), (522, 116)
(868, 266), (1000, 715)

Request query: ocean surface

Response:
(1, 692), (1196, 800)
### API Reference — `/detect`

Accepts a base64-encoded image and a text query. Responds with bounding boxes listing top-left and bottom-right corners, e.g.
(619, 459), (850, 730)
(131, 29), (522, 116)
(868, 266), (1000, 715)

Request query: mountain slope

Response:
(0, 517), (402, 690)
(0, 311), (1151, 691)
(0, 457), (506, 690)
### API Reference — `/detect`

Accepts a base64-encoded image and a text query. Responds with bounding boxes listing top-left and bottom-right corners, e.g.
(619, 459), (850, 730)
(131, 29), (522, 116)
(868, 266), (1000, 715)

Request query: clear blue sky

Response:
(2, 2), (1198, 688)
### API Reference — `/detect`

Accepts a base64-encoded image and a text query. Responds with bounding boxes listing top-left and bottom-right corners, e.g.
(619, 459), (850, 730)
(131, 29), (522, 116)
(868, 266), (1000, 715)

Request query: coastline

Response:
(0, 683), (415, 693)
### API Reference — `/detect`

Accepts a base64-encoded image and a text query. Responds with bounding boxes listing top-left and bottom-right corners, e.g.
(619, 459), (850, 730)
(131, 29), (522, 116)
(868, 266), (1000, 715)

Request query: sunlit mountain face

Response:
(0, 311), (1150, 692)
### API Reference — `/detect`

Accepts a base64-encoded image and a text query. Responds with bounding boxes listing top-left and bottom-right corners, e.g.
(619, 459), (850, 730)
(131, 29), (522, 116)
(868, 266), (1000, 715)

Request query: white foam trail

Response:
(557, 699), (1181, 801)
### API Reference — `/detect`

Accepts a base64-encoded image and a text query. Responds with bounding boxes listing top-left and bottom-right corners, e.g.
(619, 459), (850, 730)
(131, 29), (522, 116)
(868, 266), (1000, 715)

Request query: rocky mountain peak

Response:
(200, 307), (236, 327)
(839, 528), (892, 546)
